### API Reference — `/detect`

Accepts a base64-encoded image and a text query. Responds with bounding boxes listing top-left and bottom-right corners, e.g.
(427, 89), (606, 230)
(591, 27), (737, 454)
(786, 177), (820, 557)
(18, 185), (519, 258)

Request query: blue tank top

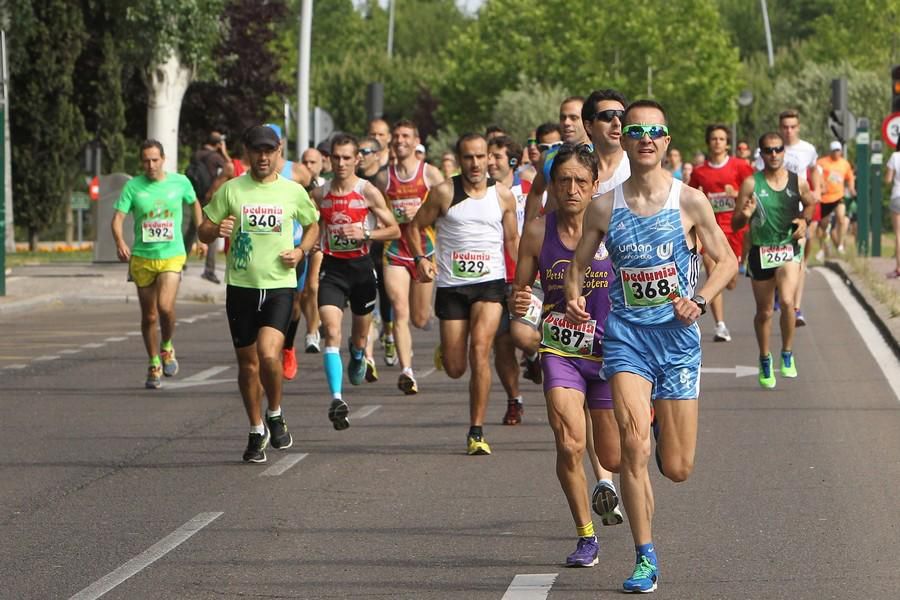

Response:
(606, 179), (700, 326)
(281, 161), (295, 180)
(542, 143), (594, 183)
(538, 212), (612, 359)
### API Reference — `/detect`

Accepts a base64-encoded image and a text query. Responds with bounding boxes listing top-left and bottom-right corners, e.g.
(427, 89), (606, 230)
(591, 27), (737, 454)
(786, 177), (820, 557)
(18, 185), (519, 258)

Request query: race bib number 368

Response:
(241, 204), (284, 234)
(541, 311), (596, 355)
(621, 262), (679, 307)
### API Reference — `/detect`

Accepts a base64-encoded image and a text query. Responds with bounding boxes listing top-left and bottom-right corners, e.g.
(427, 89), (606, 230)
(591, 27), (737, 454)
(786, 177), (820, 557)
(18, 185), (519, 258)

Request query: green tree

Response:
(6, 0), (88, 248)
(809, 0), (900, 72)
(490, 76), (570, 144)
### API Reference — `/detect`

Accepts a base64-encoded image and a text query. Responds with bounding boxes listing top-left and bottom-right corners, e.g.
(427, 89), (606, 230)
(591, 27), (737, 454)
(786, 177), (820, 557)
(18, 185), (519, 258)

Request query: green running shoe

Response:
(758, 353), (776, 389)
(780, 351), (797, 378)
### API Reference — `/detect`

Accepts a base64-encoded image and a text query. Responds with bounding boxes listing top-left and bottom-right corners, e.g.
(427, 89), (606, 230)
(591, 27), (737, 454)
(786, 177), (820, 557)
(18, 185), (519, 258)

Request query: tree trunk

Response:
(28, 227), (38, 252)
(145, 53), (193, 173)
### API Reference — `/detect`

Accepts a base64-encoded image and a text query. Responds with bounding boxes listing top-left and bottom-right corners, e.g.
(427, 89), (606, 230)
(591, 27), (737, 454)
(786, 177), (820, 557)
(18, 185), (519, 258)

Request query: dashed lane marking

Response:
(500, 573), (558, 599)
(259, 453), (308, 477)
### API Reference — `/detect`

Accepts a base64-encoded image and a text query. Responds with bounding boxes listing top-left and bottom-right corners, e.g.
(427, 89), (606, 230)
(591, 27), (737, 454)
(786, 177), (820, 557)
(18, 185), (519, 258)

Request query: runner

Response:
(311, 134), (400, 430)
(408, 132), (519, 454)
(112, 140), (204, 389)
(815, 140), (855, 259)
(565, 100), (737, 593)
(367, 118), (392, 171)
(198, 125), (319, 463)
(734, 132), (815, 389)
(512, 143), (622, 568)
(374, 119), (444, 395)
(300, 146), (327, 354)
(688, 123), (754, 342)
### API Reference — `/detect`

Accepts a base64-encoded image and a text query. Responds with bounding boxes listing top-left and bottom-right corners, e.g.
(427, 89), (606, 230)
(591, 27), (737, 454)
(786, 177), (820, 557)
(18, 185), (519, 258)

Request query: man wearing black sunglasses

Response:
(565, 100), (736, 594)
(582, 89), (631, 197)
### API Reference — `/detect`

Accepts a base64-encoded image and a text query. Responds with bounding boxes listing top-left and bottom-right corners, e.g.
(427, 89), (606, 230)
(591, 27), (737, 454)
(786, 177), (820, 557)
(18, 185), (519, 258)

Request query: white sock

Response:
(266, 407), (281, 418)
(510, 395), (523, 405)
(332, 393), (343, 401)
(716, 321), (725, 328)
(250, 423), (265, 435)
(402, 367), (414, 377)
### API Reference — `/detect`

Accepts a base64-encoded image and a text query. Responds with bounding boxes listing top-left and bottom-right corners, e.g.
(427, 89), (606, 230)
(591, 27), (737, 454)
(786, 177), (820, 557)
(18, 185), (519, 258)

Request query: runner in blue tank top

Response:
(564, 100), (737, 594)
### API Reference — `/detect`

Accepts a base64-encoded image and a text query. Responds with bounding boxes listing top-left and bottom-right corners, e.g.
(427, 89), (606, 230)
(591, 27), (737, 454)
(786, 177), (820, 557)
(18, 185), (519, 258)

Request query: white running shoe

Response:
(713, 322), (732, 342)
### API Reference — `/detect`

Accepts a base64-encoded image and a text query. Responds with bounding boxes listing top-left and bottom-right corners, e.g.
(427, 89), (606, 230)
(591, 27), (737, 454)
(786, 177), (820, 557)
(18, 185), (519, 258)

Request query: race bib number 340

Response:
(452, 250), (492, 279)
(541, 311), (596, 355)
(621, 262), (679, 307)
(759, 243), (794, 269)
(241, 204), (284, 234)
(141, 219), (174, 243)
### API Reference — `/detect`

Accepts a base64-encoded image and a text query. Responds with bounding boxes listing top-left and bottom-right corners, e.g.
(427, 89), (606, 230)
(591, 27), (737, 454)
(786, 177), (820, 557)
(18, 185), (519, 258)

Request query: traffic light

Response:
(892, 65), (900, 112)
(830, 78), (849, 143)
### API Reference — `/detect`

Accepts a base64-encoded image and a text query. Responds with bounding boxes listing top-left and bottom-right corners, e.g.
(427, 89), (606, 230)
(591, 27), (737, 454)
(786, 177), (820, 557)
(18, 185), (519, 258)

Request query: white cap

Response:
(829, 140), (842, 151)
(415, 143), (426, 154)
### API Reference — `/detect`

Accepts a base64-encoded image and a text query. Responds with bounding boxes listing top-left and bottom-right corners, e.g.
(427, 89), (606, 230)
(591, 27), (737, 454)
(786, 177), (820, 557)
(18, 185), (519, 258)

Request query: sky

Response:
(376, 0), (484, 16)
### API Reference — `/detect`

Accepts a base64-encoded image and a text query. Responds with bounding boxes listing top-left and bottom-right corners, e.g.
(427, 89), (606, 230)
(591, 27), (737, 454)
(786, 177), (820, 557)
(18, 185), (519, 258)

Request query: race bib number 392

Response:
(541, 311), (596, 355)
(621, 262), (679, 307)
(451, 250), (491, 279)
(241, 204), (284, 234)
(141, 219), (174, 243)
(759, 243), (794, 269)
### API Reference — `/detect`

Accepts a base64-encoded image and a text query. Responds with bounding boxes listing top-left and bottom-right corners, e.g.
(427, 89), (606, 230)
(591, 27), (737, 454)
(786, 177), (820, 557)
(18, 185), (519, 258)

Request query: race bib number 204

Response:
(621, 262), (679, 307)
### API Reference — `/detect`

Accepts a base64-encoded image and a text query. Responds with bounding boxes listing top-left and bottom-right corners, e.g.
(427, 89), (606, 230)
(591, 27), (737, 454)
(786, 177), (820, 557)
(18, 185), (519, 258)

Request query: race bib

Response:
(141, 219), (175, 243)
(391, 197), (421, 224)
(327, 223), (362, 253)
(759, 243), (794, 269)
(621, 262), (679, 307)
(241, 204), (283, 234)
(828, 170), (844, 184)
(452, 250), (492, 279)
(541, 311), (596, 356)
(519, 290), (544, 327)
(708, 192), (735, 213)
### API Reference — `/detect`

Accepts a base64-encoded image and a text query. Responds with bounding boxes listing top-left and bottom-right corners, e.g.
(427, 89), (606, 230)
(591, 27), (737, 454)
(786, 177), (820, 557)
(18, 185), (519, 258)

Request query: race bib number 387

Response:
(141, 220), (175, 243)
(621, 262), (679, 307)
(241, 204), (284, 234)
(541, 311), (596, 355)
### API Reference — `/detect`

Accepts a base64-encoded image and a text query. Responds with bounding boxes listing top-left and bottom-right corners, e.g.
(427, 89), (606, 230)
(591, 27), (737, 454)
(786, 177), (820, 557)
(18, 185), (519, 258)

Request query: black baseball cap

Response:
(243, 125), (280, 150)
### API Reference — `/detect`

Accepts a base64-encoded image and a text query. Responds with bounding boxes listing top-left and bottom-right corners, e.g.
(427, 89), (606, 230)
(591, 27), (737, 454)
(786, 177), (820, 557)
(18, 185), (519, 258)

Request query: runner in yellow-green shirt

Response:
(199, 125), (320, 463)
(111, 139), (204, 390)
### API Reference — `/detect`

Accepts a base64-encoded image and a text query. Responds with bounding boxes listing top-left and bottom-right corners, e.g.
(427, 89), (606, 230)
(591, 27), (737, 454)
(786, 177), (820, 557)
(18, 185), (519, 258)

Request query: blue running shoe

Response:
(623, 555), (658, 593)
(347, 341), (366, 386)
(565, 536), (599, 567)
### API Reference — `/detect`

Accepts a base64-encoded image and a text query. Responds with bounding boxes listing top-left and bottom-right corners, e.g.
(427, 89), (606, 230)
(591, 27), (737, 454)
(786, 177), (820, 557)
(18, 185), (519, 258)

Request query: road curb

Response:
(822, 260), (900, 362)
(0, 291), (224, 316)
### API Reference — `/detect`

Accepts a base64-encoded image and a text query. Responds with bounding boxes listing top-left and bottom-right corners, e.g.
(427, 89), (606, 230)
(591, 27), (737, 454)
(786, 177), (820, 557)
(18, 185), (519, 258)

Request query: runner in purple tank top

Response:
(511, 144), (622, 570)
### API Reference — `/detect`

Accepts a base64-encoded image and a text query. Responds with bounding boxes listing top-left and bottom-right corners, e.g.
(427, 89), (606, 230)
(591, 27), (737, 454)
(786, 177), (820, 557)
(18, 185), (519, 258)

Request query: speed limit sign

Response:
(881, 112), (900, 147)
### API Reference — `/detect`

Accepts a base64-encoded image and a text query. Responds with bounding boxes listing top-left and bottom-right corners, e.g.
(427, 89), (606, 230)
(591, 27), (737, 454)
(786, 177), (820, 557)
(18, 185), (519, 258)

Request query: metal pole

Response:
(871, 140), (883, 256)
(760, 0), (775, 68)
(283, 100), (291, 160)
(855, 119), (871, 255)
(387, 0), (395, 59)
(296, 0), (312, 157)
(0, 29), (7, 295)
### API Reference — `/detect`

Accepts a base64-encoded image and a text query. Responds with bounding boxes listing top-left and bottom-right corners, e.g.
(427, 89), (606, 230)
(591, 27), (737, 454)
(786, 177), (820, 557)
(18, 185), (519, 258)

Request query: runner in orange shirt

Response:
(815, 141), (855, 259)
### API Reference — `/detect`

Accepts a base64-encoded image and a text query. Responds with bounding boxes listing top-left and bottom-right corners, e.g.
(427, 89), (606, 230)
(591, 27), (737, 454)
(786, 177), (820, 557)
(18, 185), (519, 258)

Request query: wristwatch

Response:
(691, 294), (707, 315)
(414, 255), (425, 265)
(363, 225), (371, 241)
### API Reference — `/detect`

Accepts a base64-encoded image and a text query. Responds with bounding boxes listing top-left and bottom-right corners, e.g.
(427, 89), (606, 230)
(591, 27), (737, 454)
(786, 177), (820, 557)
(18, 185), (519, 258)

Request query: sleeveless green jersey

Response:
(749, 171), (800, 247)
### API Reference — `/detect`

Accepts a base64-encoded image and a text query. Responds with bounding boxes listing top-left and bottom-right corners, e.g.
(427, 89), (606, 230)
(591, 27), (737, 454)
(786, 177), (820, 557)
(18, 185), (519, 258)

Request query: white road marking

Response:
(501, 573), (558, 600)
(419, 367), (436, 378)
(104, 337), (127, 342)
(701, 365), (757, 378)
(164, 379), (235, 390)
(81, 343), (104, 349)
(182, 366), (230, 382)
(178, 317), (198, 324)
(3, 364), (27, 370)
(354, 405), (381, 419)
(818, 267), (900, 402)
(33, 355), (60, 362)
(68, 511), (223, 600)
(58, 349), (82, 355)
(259, 453), (308, 477)
(126, 331), (141, 336)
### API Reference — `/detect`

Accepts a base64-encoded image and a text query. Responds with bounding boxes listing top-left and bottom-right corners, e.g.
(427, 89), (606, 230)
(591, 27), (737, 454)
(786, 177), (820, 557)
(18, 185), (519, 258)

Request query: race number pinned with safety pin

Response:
(241, 204), (284, 234)
(141, 219), (175, 243)
(621, 262), (679, 307)
(759, 243), (794, 269)
(541, 311), (596, 355)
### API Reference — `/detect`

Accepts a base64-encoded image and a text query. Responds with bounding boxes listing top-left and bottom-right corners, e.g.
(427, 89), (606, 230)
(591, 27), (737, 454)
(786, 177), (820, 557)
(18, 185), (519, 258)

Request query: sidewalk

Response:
(0, 259), (226, 316)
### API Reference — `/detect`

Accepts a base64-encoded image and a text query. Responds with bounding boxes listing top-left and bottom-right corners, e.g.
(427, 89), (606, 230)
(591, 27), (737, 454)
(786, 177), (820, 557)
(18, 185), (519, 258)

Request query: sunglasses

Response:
(359, 148), (377, 156)
(526, 138), (537, 146)
(760, 145), (784, 155)
(537, 141), (564, 152)
(622, 124), (670, 140)
(588, 109), (625, 123)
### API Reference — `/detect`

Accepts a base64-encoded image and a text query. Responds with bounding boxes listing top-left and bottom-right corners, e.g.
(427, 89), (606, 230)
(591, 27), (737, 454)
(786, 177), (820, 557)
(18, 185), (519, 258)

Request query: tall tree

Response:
(6, 0), (88, 248)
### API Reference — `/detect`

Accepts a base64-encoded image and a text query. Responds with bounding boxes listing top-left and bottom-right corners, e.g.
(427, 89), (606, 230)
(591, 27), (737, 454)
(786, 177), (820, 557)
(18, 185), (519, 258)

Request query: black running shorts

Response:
(226, 285), (294, 348)
(317, 254), (378, 315)
(435, 279), (506, 321)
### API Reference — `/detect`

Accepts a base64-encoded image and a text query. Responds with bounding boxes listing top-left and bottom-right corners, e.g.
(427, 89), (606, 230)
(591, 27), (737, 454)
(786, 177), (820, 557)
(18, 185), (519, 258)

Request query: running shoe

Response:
(160, 349), (179, 377)
(328, 398), (350, 431)
(591, 480), (624, 526)
(566, 536), (599, 568)
(713, 322), (732, 342)
(398, 373), (418, 395)
(201, 270), (221, 284)
(466, 433), (491, 455)
(305, 332), (321, 353)
(364, 357), (379, 383)
(815, 248), (825, 262)
(145, 365), (162, 389)
(383, 337), (398, 366)
(502, 399), (523, 425)
(521, 354), (542, 384)
(780, 351), (798, 378)
(347, 350), (366, 386)
(265, 413), (293, 449)
(795, 309), (806, 327)
(242, 430), (270, 463)
(837, 244), (846, 255)
(282, 347), (298, 380)
(758, 353), (776, 389)
(623, 555), (658, 593)
(433, 344), (444, 371)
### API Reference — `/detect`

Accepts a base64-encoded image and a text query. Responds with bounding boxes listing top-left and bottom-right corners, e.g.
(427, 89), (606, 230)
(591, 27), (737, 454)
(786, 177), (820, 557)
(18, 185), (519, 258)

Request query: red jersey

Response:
(689, 157), (754, 233)
(385, 161), (435, 260)
(319, 180), (370, 259)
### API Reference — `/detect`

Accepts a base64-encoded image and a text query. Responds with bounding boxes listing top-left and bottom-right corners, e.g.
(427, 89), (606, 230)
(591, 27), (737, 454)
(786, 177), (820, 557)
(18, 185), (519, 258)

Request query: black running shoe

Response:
(328, 398), (350, 431)
(242, 430), (270, 463)
(266, 414), (293, 450)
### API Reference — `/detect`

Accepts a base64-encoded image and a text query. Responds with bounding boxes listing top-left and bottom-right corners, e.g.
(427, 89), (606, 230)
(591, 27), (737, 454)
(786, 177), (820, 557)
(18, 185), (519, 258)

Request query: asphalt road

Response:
(1, 268), (899, 599)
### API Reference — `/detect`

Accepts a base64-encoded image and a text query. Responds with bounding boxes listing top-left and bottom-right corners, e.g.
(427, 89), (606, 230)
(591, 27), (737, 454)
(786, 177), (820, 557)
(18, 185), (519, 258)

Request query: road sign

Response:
(881, 112), (900, 148)
(71, 191), (90, 211)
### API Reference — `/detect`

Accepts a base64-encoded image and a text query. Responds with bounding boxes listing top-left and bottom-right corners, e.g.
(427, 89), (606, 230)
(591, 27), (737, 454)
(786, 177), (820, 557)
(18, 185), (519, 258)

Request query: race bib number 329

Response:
(621, 262), (679, 307)
(241, 204), (284, 234)
(451, 250), (491, 279)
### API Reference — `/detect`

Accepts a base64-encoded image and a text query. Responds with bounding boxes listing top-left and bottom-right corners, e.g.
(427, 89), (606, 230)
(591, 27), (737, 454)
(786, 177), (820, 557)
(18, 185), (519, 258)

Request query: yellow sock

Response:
(576, 522), (595, 538)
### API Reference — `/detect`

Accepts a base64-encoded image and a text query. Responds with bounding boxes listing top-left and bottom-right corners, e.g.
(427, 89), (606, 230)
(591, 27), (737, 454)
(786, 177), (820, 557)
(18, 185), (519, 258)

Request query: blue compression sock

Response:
(323, 347), (342, 395)
(635, 542), (657, 565)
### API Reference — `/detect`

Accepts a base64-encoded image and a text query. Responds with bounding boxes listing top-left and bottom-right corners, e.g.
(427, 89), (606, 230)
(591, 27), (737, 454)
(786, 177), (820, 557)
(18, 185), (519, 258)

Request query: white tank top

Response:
(596, 154), (631, 195)
(436, 177), (507, 287)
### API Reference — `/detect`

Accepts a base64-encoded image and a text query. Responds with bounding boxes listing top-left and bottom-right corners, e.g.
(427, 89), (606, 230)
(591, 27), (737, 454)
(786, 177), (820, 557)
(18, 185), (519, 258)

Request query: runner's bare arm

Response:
(424, 163), (444, 188)
(497, 182), (520, 267)
(794, 177), (815, 239)
(564, 193), (610, 323)
(373, 167), (389, 195)
(363, 182), (400, 241)
(292, 162), (312, 188)
(511, 216), (545, 317)
(731, 176), (756, 231)
(524, 165), (546, 223)
(407, 180), (448, 256)
(110, 211), (130, 262)
(191, 201), (208, 255)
